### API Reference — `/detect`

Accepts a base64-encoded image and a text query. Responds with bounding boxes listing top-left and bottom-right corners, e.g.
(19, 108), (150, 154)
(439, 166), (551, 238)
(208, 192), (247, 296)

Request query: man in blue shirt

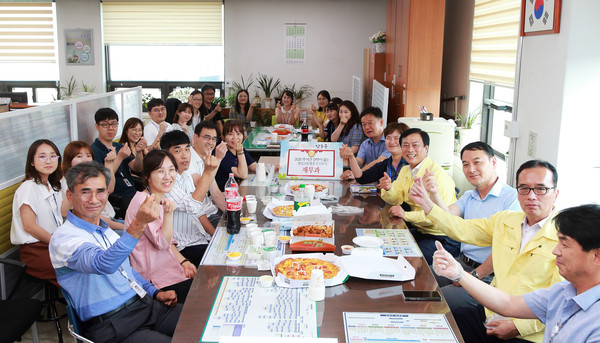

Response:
(91, 108), (145, 219)
(49, 162), (181, 343)
(422, 142), (520, 310)
(433, 204), (600, 343)
(341, 106), (389, 180)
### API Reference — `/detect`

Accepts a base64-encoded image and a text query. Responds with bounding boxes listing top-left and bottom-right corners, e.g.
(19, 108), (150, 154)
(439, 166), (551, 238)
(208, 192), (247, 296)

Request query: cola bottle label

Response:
(302, 127), (308, 134)
(226, 198), (242, 211)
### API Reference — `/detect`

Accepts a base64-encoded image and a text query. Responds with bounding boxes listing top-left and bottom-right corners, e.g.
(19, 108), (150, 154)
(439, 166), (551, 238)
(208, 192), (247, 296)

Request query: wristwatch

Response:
(471, 269), (480, 279)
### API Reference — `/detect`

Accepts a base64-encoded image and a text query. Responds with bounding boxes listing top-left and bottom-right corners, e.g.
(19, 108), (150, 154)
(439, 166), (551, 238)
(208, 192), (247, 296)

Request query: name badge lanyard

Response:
(387, 159), (402, 182)
(92, 229), (147, 298)
(47, 192), (63, 228)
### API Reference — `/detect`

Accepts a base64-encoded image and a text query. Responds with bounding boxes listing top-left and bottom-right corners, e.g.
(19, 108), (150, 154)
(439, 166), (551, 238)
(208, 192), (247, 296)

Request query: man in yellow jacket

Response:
(380, 128), (458, 263)
(409, 160), (562, 343)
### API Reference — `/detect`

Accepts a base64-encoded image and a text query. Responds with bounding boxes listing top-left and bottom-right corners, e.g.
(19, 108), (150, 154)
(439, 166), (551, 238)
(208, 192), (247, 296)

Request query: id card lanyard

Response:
(92, 229), (147, 298)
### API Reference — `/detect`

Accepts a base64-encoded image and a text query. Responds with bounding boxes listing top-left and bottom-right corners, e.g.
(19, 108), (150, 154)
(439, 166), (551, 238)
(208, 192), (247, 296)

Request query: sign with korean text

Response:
(279, 141), (343, 180)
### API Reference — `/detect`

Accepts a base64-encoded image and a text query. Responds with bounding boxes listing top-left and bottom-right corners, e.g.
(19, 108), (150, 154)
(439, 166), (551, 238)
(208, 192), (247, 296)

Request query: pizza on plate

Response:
(293, 225), (333, 238)
(273, 129), (291, 136)
(290, 184), (328, 192)
(272, 205), (293, 217)
(275, 258), (340, 280)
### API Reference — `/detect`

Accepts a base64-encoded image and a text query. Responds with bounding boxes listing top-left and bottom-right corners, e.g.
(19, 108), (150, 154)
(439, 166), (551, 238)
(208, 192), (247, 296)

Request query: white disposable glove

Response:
(432, 241), (464, 282)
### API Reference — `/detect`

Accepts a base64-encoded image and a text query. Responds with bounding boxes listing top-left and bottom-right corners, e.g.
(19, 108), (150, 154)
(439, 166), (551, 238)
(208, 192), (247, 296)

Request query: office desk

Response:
(172, 182), (463, 342)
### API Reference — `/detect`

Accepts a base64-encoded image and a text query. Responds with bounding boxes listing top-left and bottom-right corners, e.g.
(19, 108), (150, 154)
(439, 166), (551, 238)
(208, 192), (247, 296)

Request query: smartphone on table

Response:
(402, 290), (442, 301)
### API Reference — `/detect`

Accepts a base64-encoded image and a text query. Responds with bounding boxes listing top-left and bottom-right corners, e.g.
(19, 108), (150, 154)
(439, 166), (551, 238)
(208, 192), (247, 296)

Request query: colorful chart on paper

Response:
(355, 228), (421, 257)
(343, 312), (459, 343)
(201, 276), (318, 342)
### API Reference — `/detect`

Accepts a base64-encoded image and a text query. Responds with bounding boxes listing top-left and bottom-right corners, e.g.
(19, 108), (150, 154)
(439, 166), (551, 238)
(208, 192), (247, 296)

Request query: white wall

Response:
(224, 0), (386, 103)
(56, 0), (105, 95)
(514, 0), (600, 208)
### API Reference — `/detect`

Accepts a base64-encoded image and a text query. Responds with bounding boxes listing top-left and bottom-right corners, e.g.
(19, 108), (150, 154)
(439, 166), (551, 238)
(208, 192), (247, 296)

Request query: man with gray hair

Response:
(49, 161), (181, 343)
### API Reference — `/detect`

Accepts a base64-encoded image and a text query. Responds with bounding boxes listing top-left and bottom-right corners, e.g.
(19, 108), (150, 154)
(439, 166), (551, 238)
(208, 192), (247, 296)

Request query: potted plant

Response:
(369, 30), (386, 53)
(257, 73), (280, 108)
(283, 83), (313, 108)
(253, 90), (261, 107)
(455, 109), (480, 149)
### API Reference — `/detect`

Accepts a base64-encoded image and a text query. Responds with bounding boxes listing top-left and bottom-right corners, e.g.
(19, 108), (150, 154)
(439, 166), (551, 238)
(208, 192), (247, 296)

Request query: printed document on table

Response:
(355, 228), (421, 257)
(200, 227), (284, 266)
(201, 276), (318, 342)
(343, 312), (459, 343)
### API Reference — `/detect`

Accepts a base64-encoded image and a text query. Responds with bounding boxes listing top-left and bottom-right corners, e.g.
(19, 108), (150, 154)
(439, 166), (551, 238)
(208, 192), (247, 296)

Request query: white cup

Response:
(305, 184), (315, 200)
(250, 121), (257, 128)
(251, 231), (264, 246)
(271, 132), (278, 143)
(246, 199), (257, 214)
(256, 163), (266, 182)
(263, 231), (276, 246)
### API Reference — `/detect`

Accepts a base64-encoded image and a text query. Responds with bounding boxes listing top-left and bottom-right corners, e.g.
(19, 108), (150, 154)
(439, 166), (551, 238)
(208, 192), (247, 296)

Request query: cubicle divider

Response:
(0, 87), (142, 255)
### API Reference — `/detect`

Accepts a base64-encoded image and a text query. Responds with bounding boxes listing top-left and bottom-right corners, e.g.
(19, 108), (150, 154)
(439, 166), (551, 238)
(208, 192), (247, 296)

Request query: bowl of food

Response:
(240, 217), (252, 225)
(278, 236), (291, 244)
(226, 251), (242, 261)
(259, 275), (274, 288)
(341, 245), (354, 255)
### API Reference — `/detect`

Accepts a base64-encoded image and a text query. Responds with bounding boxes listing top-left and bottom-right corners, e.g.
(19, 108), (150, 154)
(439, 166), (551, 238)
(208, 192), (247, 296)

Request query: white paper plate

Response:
(352, 236), (384, 248)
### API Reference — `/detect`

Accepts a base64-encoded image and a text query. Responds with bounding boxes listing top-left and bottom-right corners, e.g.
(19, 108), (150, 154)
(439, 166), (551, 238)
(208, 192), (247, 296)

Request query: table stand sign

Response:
(279, 142), (343, 180)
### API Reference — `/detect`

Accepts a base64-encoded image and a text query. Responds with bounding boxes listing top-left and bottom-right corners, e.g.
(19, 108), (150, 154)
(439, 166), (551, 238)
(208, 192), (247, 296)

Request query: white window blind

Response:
(0, 2), (56, 62)
(469, 0), (521, 86)
(102, 1), (222, 45)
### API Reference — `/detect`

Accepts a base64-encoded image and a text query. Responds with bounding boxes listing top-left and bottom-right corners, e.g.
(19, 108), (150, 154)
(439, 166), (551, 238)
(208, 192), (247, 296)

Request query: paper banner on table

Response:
(279, 141), (343, 180)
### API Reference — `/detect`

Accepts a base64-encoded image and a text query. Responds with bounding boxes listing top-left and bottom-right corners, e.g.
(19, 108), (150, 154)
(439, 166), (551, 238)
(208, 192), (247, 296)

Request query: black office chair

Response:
(62, 289), (94, 343)
(0, 258), (43, 343)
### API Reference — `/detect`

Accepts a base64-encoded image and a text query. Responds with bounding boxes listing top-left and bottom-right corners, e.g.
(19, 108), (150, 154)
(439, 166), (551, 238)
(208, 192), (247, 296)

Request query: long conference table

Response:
(172, 179), (464, 342)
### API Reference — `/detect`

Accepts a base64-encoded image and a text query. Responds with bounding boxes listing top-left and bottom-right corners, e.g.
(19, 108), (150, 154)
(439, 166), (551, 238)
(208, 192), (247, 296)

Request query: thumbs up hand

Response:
(432, 241), (463, 282)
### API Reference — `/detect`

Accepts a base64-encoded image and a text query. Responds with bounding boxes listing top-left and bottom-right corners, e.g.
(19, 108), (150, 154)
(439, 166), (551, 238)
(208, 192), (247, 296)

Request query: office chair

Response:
(62, 289), (94, 343)
(0, 258), (43, 343)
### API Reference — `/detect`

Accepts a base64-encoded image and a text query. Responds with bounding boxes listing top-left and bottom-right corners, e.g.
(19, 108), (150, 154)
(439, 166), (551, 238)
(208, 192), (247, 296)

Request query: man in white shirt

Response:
(189, 120), (226, 214)
(160, 130), (226, 266)
(144, 98), (172, 150)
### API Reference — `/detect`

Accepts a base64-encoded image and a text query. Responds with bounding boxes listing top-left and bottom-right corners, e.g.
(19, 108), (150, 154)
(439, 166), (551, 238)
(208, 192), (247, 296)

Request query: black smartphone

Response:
(402, 290), (442, 301)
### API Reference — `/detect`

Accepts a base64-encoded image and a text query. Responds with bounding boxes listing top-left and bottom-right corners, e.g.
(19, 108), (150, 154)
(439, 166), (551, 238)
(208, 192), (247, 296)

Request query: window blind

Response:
(0, 2), (56, 62)
(469, 0), (521, 86)
(102, 1), (222, 45)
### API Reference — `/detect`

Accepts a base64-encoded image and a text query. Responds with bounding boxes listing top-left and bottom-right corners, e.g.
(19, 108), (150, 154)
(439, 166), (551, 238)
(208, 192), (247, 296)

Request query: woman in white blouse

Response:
(11, 139), (64, 285)
(275, 90), (301, 127)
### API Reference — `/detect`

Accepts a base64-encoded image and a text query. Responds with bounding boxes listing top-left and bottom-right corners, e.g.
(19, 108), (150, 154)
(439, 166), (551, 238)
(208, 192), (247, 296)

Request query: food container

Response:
(278, 236), (291, 244)
(290, 220), (335, 245)
(341, 245), (354, 255)
(271, 253), (349, 288)
(259, 275), (274, 288)
(240, 217), (252, 225)
(226, 252), (242, 261)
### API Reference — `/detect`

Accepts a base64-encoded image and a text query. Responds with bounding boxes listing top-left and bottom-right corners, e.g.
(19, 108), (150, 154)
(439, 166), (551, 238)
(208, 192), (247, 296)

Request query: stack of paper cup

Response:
(250, 231), (264, 246)
(308, 269), (325, 301)
(245, 195), (257, 214)
(270, 132), (278, 143)
(256, 163), (266, 182)
(305, 184), (315, 201)
(263, 231), (276, 246)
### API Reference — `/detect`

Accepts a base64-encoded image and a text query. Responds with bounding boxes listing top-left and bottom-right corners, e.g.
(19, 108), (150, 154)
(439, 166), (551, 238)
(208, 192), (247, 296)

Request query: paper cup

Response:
(271, 132), (278, 143)
(251, 232), (264, 246)
(264, 231), (276, 246)
(305, 184), (315, 200)
(246, 200), (257, 214)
